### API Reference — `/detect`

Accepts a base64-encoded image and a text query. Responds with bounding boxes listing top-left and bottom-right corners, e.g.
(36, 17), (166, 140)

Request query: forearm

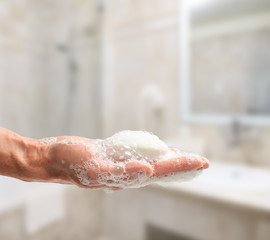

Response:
(0, 127), (50, 182)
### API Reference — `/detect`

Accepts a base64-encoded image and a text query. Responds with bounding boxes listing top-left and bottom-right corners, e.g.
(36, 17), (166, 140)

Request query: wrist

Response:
(19, 137), (52, 182)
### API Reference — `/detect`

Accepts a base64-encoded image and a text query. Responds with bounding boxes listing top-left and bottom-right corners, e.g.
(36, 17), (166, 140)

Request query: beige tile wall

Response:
(103, 0), (180, 139)
(0, 0), (102, 138)
(0, 0), (103, 239)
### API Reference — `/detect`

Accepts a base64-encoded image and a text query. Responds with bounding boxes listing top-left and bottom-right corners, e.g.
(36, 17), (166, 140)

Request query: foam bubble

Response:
(39, 137), (57, 145)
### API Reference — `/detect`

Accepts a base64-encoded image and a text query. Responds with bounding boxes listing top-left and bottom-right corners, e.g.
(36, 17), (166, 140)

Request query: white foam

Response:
(39, 137), (57, 145)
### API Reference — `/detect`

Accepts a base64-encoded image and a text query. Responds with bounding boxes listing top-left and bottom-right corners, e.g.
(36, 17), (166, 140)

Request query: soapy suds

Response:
(41, 131), (209, 190)
(39, 137), (57, 145)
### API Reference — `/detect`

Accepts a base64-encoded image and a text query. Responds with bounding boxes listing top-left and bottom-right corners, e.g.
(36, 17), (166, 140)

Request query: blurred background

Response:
(0, 0), (270, 239)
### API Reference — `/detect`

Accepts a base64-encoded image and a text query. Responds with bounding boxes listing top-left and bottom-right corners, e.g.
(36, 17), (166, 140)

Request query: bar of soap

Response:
(104, 130), (169, 159)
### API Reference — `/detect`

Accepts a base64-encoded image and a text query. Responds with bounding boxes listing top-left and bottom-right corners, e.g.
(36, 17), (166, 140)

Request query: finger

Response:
(198, 157), (209, 170)
(57, 136), (91, 141)
(90, 184), (107, 189)
(109, 164), (125, 176)
(99, 161), (125, 176)
(107, 186), (123, 191)
(125, 161), (153, 179)
(100, 160), (153, 178)
(169, 148), (209, 170)
(78, 184), (107, 189)
(152, 155), (207, 177)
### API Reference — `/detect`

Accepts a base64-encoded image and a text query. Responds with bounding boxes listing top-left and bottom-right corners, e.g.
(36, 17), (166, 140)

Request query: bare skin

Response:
(0, 127), (209, 191)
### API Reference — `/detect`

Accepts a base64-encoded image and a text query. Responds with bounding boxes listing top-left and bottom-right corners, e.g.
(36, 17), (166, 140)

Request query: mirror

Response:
(181, 0), (270, 125)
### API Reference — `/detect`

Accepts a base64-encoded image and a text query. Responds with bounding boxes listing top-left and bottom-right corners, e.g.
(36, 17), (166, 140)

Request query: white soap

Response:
(104, 130), (169, 159)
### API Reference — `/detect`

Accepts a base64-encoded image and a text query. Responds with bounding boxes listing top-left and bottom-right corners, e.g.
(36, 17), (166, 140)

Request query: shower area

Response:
(0, 0), (103, 139)
(0, 0), (104, 239)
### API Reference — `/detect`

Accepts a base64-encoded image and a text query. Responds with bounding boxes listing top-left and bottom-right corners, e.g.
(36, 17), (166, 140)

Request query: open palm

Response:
(46, 136), (209, 191)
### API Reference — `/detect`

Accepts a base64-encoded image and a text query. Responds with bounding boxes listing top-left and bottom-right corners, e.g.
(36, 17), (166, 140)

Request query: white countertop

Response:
(148, 162), (270, 214)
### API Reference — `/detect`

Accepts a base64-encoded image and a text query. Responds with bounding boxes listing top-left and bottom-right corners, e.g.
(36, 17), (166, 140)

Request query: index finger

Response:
(151, 155), (209, 177)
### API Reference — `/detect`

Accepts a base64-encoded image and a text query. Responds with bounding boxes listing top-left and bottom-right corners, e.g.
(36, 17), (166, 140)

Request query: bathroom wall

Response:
(0, 0), (45, 138)
(0, 0), (103, 239)
(102, 0), (180, 139)
(27, 0), (103, 138)
(0, 0), (102, 139)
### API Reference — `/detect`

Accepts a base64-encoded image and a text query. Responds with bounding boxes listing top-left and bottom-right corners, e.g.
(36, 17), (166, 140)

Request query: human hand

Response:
(43, 136), (209, 191)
